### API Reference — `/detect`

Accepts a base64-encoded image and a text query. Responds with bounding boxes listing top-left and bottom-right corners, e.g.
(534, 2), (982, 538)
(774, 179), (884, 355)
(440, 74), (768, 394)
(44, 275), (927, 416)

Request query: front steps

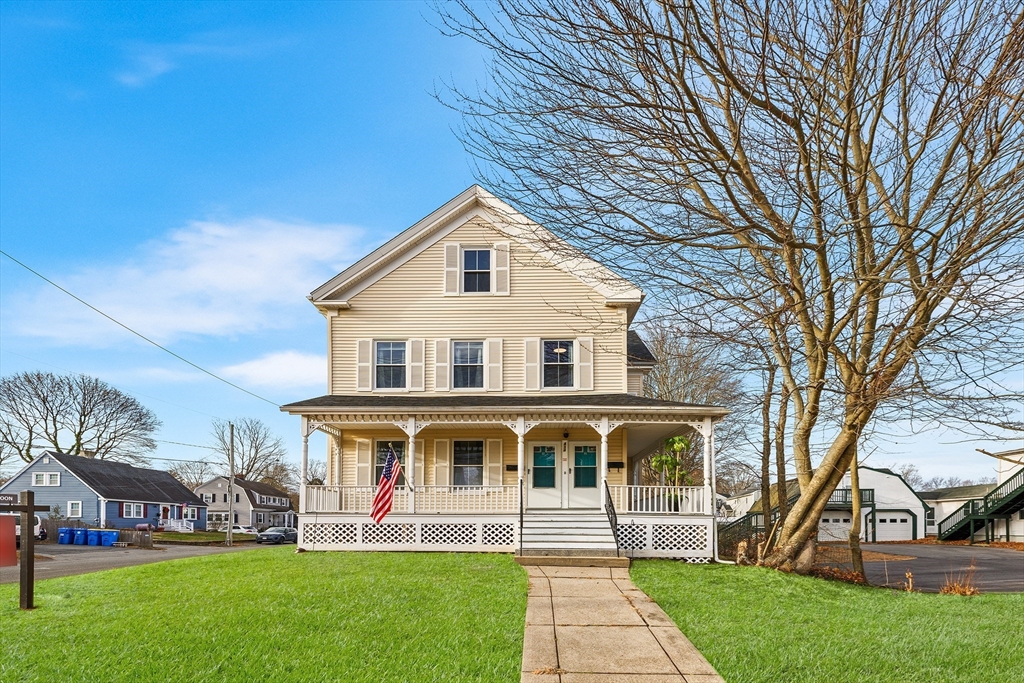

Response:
(515, 555), (630, 568)
(517, 509), (620, 559)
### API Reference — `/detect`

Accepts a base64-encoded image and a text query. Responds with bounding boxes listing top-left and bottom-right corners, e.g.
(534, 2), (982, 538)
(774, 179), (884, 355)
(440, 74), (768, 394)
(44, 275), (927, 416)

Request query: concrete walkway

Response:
(521, 564), (724, 683)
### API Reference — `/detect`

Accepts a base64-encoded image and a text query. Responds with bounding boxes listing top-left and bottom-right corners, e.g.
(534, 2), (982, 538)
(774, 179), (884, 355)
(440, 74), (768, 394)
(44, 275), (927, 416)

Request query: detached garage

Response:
(872, 512), (916, 541)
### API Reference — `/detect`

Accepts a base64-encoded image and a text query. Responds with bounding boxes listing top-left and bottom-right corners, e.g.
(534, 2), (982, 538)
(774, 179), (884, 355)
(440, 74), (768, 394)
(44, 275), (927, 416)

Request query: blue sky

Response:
(0, 1), (1011, 481)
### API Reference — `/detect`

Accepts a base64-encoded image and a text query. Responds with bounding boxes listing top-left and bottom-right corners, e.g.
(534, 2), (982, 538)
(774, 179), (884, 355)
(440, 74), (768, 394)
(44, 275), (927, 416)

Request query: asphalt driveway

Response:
(861, 543), (1024, 592)
(1, 542), (266, 584)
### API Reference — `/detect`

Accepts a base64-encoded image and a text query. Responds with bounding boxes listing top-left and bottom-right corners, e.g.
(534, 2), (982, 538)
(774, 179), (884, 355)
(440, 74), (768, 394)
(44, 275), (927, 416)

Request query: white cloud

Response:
(8, 217), (364, 346)
(115, 33), (289, 87)
(221, 351), (326, 390)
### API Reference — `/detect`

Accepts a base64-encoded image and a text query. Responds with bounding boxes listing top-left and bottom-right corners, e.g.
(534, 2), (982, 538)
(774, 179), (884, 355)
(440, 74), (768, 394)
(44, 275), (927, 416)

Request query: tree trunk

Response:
(774, 384), (790, 530)
(849, 451), (865, 578)
(758, 367), (775, 562)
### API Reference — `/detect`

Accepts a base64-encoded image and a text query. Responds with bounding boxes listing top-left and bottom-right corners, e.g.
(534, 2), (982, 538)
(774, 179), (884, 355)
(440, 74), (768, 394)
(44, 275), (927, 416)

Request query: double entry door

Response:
(527, 441), (600, 509)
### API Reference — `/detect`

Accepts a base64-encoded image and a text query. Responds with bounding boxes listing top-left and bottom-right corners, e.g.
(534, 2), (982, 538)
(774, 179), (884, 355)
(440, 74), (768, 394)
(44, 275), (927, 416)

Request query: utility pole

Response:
(226, 421), (234, 547)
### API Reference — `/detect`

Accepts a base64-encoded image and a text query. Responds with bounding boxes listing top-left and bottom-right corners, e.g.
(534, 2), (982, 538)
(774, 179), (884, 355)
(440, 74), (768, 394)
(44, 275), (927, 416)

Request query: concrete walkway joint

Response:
(521, 565), (725, 683)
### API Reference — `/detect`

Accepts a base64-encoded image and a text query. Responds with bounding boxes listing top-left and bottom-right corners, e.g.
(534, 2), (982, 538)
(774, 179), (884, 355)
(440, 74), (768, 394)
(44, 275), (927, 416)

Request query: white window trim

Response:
(451, 439), (486, 488)
(33, 471), (61, 486)
(451, 340), (486, 391)
(68, 501), (82, 518)
(123, 503), (145, 519)
(460, 246), (494, 295)
(183, 507), (199, 520)
(540, 338), (578, 391)
(373, 339), (410, 393)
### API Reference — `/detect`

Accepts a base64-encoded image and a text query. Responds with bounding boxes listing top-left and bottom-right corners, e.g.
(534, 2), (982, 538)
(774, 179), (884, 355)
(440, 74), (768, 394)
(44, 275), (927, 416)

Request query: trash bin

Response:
(73, 528), (87, 545)
(100, 530), (118, 546)
(58, 528), (73, 544)
(87, 529), (100, 546)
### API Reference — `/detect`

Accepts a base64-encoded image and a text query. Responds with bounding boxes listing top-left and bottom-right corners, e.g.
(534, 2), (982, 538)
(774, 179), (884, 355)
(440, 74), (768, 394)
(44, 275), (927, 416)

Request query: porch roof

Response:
(281, 393), (728, 416)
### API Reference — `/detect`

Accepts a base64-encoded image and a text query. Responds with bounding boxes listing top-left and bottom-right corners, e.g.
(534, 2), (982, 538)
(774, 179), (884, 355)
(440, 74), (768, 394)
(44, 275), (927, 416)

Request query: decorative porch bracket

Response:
(504, 418), (542, 497)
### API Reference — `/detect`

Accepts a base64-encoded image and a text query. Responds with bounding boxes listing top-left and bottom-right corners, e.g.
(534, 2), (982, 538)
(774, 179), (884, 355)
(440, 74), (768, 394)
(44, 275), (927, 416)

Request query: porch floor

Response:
(521, 564), (724, 682)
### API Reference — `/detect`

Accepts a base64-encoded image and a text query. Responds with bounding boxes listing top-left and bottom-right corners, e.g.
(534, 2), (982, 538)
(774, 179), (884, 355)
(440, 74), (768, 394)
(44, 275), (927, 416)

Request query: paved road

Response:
(861, 543), (1024, 592)
(1, 542), (267, 584)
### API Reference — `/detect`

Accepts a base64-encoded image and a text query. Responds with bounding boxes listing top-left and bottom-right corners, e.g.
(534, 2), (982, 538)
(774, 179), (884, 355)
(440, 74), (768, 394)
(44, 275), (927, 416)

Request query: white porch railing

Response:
(608, 485), (705, 514)
(159, 518), (194, 532)
(305, 485), (518, 514)
(416, 486), (519, 513)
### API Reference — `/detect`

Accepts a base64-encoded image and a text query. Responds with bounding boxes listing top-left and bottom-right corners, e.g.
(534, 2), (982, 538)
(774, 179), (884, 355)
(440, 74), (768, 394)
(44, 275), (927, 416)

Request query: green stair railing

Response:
(937, 499), (983, 538)
(983, 466), (1024, 515)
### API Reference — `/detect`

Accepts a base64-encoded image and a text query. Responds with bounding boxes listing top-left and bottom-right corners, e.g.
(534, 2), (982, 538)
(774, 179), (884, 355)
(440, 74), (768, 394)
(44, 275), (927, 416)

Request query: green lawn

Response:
(0, 549), (526, 683)
(631, 560), (1024, 683)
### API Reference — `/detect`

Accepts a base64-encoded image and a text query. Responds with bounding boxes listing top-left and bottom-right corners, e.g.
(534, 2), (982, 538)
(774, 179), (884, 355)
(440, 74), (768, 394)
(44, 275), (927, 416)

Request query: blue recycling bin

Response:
(73, 528), (87, 545)
(58, 528), (73, 544)
(100, 530), (118, 546)
(87, 529), (100, 546)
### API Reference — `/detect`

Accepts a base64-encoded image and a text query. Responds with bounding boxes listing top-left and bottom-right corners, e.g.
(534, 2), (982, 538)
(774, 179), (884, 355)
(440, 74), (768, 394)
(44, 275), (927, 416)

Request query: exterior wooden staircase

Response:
(938, 467), (1024, 542)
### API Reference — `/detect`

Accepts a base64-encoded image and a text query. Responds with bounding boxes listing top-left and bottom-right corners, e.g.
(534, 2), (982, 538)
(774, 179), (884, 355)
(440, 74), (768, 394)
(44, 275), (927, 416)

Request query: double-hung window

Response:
(123, 503), (144, 518)
(452, 440), (484, 486)
(543, 340), (574, 387)
(68, 501), (82, 518)
(375, 441), (406, 486)
(453, 341), (484, 389)
(463, 249), (491, 293)
(184, 507), (198, 520)
(33, 472), (60, 486)
(375, 341), (406, 389)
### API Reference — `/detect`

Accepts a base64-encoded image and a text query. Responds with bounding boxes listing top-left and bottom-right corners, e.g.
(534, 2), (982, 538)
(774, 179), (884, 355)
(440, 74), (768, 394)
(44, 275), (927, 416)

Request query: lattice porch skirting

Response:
(616, 516), (714, 559)
(299, 514), (518, 552)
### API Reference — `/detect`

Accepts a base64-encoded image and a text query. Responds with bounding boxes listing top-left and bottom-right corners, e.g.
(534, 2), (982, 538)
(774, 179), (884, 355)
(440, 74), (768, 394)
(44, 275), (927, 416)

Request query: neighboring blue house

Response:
(0, 451), (207, 530)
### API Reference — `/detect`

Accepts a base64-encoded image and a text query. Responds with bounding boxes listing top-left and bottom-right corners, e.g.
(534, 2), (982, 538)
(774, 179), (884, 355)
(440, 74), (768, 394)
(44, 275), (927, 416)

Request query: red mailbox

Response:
(0, 515), (16, 568)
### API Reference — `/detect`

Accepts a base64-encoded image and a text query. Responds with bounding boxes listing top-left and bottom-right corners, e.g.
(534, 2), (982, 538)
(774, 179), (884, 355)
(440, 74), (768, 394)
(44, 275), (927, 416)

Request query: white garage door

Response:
(874, 514), (913, 541)
(818, 514), (852, 542)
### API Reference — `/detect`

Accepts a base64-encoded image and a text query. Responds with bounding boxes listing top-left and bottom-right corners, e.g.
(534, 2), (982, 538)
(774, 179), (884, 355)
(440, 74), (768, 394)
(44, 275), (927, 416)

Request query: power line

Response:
(155, 439), (219, 451)
(0, 249), (280, 408)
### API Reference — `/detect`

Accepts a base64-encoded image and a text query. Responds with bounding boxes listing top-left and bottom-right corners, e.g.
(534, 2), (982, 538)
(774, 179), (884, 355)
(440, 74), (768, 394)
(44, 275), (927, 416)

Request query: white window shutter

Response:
(355, 440), (371, 486)
(444, 243), (460, 295)
(415, 439), (425, 488)
(433, 439), (450, 486)
(486, 439), (503, 486)
(434, 339), (450, 391)
(577, 337), (594, 390)
(484, 338), (503, 392)
(494, 242), (510, 295)
(524, 338), (541, 391)
(409, 338), (425, 391)
(356, 339), (372, 391)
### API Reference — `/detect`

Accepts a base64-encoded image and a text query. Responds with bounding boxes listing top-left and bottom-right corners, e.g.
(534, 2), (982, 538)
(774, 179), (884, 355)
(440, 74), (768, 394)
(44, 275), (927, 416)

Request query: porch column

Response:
(300, 417), (309, 514)
(407, 417), (417, 513)
(600, 416), (609, 507)
(702, 417), (712, 514)
(516, 416), (526, 487)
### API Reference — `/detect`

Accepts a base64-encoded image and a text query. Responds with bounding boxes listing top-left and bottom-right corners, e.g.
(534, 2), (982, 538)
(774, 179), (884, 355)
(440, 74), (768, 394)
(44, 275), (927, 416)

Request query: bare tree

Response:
(259, 461), (299, 493)
(0, 371), (160, 464)
(168, 460), (220, 492)
(212, 418), (288, 481)
(305, 459), (327, 486)
(439, 0), (1024, 571)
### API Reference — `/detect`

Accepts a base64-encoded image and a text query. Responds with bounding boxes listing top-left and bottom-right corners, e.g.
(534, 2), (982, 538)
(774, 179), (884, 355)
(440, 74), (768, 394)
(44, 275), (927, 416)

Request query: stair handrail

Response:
(938, 498), (979, 537)
(983, 466), (1024, 512)
(518, 477), (524, 556)
(603, 480), (620, 557)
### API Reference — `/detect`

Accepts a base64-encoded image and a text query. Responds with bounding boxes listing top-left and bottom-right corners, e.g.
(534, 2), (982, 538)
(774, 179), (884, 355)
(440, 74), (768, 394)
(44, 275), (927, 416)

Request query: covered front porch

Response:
(282, 394), (727, 559)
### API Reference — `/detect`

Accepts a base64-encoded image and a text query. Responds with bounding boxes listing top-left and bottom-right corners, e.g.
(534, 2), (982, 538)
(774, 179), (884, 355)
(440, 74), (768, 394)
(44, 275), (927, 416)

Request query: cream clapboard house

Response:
(282, 186), (728, 559)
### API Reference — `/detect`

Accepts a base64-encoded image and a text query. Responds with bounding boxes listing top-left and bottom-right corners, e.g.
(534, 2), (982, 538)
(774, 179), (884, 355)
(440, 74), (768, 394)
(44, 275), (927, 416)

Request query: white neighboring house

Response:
(931, 447), (1024, 543)
(723, 487), (759, 521)
(195, 476), (296, 531)
(920, 484), (995, 536)
(741, 466), (930, 543)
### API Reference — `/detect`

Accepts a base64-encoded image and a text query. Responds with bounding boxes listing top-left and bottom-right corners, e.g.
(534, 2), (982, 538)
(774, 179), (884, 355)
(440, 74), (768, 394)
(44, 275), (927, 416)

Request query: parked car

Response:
(218, 524), (257, 535)
(255, 527), (298, 544)
(4, 514), (46, 548)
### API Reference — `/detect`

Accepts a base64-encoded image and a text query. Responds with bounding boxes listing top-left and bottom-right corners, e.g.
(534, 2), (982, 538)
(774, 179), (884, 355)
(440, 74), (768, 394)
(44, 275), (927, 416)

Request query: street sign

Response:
(0, 493), (18, 505)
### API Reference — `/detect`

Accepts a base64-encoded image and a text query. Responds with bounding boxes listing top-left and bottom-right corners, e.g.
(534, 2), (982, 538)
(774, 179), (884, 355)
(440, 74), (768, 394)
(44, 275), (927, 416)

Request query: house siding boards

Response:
(0, 456), (101, 523)
(329, 216), (628, 395)
(331, 426), (627, 488)
(195, 476), (294, 530)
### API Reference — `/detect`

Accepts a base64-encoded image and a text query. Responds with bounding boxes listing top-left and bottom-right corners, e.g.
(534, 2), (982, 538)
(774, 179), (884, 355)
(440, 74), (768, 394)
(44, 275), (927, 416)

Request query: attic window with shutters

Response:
(444, 242), (510, 296)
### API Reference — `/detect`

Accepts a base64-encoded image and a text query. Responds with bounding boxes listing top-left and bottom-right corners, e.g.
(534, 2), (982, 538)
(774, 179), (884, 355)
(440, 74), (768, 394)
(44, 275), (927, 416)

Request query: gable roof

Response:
(46, 452), (206, 506)
(309, 185), (644, 314)
(198, 476), (294, 511)
(918, 483), (996, 501)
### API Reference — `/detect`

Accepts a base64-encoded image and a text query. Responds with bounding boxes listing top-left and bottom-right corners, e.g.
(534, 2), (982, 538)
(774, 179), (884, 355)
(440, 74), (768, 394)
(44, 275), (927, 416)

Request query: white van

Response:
(3, 513), (47, 547)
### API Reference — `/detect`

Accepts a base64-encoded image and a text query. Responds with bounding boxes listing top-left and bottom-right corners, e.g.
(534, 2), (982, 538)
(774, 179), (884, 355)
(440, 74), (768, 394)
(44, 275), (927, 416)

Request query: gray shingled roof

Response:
(232, 477), (294, 511)
(282, 393), (725, 411)
(918, 483), (996, 500)
(626, 331), (657, 366)
(49, 451), (206, 506)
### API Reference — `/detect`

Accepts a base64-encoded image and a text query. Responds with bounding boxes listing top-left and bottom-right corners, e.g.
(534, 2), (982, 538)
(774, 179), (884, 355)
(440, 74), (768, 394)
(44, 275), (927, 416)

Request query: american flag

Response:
(370, 444), (403, 524)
